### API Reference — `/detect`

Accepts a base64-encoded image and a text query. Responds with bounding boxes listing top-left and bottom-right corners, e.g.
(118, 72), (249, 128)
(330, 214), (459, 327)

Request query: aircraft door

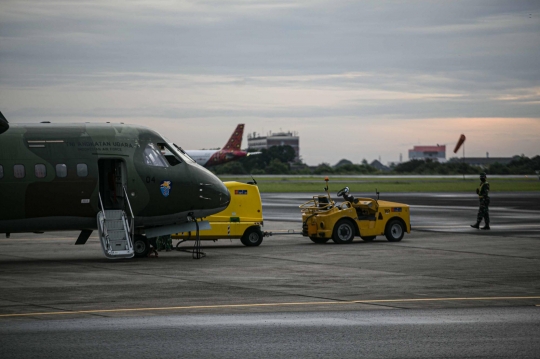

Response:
(97, 158), (134, 259)
(98, 159), (127, 210)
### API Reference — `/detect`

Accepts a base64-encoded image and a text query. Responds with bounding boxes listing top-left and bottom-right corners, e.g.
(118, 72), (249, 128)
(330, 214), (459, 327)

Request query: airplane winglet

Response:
(0, 111), (9, 135)
(223, 124), (245, 150)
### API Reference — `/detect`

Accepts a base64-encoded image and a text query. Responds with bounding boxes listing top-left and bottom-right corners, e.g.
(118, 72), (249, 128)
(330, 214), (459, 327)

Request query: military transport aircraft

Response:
(0, 111), (230, 259)
(186, 124), (260, 167)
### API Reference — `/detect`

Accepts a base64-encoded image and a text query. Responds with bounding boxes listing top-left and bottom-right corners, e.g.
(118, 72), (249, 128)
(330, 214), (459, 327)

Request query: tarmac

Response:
(0, 192), (539, 319)
(1, 192), (539, 357)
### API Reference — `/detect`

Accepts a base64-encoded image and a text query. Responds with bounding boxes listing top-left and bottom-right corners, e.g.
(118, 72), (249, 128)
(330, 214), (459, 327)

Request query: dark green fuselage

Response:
(0, 123), (230, 233)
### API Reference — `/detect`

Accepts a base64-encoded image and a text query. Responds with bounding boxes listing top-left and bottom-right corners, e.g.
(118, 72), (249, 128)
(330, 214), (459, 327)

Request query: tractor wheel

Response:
(332, 219), (355, 244)
(385, 219), (405, 242)
(133, 235), (150, 257)
(309, 237), (330, 244)
(240, 227), (264, 247)
(360, 235), (376, 242)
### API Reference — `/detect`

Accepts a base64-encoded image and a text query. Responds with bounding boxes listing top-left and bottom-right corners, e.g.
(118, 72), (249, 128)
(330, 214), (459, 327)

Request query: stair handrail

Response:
(97, 192), (110, 250)
(98, 192), (107, 220)
(122, 185), (135, 219)
(122, 185), (135, 238)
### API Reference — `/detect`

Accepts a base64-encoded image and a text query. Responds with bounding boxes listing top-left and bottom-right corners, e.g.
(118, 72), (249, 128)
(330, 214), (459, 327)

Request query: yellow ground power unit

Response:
(172, 181), (264, 246)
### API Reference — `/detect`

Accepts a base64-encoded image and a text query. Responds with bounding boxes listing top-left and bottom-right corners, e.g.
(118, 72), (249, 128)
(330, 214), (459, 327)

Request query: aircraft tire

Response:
(385, 219), (405, 242)
(133, 235), (150, 257)
(309, 237), (330, 244)
(360, 235), (376, 242)
(332, 219), (355, 244)
(240, 226), (263, 247)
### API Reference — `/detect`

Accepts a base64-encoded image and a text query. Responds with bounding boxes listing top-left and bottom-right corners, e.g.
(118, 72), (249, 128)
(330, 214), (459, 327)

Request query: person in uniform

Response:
(156, 235), (173, 251)
(471, 172), (490, 230)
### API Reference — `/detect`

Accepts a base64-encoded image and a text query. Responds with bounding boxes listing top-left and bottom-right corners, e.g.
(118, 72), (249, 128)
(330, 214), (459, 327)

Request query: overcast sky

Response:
(1, 0), (539, 165)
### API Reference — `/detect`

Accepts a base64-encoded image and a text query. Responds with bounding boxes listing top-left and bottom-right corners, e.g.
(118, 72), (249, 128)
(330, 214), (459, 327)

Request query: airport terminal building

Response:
(409, 145), (446, 162)
(247, 131), (300, 162)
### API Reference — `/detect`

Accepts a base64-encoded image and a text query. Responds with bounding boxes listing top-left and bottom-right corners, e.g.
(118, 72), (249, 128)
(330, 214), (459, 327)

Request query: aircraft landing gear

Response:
(133, 235), (150, 258)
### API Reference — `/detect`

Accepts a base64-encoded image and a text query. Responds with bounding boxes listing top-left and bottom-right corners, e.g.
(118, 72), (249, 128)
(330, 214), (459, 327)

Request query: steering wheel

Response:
(337, 187), (349, 197)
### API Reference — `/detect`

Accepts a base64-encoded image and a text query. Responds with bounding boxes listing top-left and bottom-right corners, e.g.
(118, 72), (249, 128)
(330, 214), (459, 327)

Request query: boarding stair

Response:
(97, 188), (135, 259)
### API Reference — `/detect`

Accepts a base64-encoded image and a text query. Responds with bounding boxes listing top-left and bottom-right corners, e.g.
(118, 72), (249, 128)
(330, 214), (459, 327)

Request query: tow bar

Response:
(263, 229), (304, 237)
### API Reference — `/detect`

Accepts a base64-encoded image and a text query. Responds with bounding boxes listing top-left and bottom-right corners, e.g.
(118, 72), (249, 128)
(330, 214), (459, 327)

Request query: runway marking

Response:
(1, 296), (540, 318)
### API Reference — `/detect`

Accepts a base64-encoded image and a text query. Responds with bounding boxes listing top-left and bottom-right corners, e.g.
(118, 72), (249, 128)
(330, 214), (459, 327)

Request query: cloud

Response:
(0, 0), (539, 164)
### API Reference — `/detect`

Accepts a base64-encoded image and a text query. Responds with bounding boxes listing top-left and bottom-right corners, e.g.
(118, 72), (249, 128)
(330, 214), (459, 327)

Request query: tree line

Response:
(210, 145), (540, 175)
(393, 156), (540, 175)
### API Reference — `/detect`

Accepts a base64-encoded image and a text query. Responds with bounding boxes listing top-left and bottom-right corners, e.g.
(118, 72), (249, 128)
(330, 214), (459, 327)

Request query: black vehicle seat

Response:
(318, 195), (329, 208)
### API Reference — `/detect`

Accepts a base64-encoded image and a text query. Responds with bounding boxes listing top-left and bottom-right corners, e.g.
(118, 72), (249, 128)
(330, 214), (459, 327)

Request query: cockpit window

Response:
(143, 143), (169, 168)
(154, 132), (196, 165)
(157, 143), (182, 166)
(173, 143), (196, 164)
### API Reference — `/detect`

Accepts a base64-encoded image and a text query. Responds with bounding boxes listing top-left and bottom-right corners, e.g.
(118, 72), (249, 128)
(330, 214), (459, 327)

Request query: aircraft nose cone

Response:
(194, 166), (230, 216)
(215, 179), (231, 208)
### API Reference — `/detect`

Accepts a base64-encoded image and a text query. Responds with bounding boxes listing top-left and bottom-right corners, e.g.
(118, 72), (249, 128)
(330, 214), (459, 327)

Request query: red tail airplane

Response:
(186, 124), (259, 167)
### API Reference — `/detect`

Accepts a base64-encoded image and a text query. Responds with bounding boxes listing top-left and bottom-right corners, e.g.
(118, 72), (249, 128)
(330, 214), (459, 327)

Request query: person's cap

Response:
(480, 172), (487, 178)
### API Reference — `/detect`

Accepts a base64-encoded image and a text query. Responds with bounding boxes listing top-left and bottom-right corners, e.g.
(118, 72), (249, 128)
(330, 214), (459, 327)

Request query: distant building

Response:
(247, 131), (300, 161)
(409, 145), (446, 162)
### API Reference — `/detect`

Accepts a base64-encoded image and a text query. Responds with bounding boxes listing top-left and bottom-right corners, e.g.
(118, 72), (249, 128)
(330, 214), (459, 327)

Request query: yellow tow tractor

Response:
(301, 177), (411, 244)
(172, 181), (265, 247)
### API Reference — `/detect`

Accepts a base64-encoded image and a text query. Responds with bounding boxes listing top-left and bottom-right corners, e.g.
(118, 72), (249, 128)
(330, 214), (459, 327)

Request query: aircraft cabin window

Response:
(14, 164), (25, 179)
(77, 163), (88, 177)
(56, 164), (67, 178)
(143, 143), (169, 168)
(35, 164), (47, 178)
(0, 165), (3, 179)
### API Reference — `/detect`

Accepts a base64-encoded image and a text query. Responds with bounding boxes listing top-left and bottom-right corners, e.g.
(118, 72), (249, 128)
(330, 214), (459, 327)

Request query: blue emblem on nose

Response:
(160, 180), (172, 197)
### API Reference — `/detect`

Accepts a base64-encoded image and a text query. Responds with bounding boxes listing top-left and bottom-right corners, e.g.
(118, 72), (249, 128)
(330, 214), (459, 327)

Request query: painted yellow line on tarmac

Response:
(353, 296), (540, 303)
(1, 296), (540, 318)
